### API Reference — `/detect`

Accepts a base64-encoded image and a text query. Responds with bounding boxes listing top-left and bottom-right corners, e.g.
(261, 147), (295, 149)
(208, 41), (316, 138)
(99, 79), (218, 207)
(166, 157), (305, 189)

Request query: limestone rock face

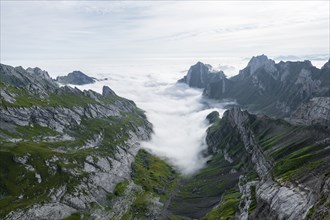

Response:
(0, 63), (58, 96)
(26, 67), (52, 81)
(235, 54), (277, 80)
(289, 97), (330, 126)
(205, 107), (330, 219)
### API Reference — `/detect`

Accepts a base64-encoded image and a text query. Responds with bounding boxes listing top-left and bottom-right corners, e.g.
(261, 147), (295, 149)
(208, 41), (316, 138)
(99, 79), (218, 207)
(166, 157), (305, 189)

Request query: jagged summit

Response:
(56, 70), (96, 85)
(0, 63), (58, 97)
(102, 85), (117, 97)
(237, 54), (277, 80)
(248, 54), (274, 69)
(178, 61), (226, 88)
(26, 67), (52, 81)
(247, 54), (269, 66)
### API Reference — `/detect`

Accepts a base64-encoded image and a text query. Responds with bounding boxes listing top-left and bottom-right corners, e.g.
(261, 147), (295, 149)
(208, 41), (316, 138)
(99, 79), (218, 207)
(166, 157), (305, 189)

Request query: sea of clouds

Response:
(73, 58), (240, 174)
(69, 57), (328, 174)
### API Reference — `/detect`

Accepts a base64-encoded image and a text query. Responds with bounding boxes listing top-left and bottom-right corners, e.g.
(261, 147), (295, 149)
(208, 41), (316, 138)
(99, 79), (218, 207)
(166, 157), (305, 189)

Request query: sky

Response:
(0, 0), (329, 73)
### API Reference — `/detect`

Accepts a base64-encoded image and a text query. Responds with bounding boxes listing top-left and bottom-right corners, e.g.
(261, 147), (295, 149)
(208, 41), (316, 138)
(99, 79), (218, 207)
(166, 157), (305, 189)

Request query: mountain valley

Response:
(0, 55), (329, 220)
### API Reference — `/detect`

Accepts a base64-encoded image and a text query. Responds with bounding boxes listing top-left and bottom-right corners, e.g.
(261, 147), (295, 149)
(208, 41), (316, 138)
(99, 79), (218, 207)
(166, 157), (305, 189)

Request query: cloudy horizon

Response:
(1, 1), (329, 74)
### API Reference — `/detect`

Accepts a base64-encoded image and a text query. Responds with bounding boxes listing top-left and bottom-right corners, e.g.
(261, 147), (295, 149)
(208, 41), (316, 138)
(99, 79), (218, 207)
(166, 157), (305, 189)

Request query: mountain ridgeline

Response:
(179, 55), (330, 125)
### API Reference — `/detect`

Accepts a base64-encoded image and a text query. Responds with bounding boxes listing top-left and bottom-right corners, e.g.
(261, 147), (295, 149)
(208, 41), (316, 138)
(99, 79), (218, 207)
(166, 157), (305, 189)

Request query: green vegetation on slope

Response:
(103, 149), (179, 219)
(132, 149), (178, 201)
(202, 189), (241, 220)
(0, 112), (145, 218)
(250, 116), (330, 182)
(0, 81), (134, 108)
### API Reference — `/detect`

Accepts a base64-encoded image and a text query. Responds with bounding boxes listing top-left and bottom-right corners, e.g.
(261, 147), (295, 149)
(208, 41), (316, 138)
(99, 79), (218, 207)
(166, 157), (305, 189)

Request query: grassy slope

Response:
(0, 81), (129, 108)
(104, 149), (179, 219)
(0, 83), (148, 218)
(250, 117), (330, 182)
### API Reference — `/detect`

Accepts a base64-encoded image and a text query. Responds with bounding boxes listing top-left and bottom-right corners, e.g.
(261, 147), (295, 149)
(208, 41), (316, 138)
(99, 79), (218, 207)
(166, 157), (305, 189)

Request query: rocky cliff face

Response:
(289, 97), (330, 126)
(178, 61), (226, 88)
(56, 70), (96, 85)
(0, 63), (159, 219)
(166, 107), (329, 219)
(199, 108), (330, 220)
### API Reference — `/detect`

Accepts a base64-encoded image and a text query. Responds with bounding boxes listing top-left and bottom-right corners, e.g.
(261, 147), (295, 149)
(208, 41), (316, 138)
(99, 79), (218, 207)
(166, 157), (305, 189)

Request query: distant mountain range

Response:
(179, 55), (330, 126)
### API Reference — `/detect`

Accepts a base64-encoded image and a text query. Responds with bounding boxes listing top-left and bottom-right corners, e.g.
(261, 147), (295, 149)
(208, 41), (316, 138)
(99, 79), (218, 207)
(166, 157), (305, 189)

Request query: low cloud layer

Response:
(61, 56), (328, 174)
(74, 59), (230, 174)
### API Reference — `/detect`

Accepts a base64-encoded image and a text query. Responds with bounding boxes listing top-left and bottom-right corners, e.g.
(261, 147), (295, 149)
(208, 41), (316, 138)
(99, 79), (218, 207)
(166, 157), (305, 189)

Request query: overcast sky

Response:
(1, 1), (329, 68)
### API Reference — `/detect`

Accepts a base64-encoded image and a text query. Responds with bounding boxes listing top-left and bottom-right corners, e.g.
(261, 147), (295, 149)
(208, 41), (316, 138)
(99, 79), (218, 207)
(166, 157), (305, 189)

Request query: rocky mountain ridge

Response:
(167, 107), (329, 219)
(179, 56), (330, 124)
(0, 63), (174, 219)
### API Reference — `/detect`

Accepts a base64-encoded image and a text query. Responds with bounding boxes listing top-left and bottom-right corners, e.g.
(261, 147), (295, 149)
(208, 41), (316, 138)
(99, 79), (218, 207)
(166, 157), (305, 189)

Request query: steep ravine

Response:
(166, 107), (329, 219)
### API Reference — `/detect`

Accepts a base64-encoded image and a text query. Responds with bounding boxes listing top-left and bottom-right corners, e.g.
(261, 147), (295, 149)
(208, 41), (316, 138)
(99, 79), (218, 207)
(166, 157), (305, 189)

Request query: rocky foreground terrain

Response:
(0, 63), (177, 219)
(0, 56), (329, 220)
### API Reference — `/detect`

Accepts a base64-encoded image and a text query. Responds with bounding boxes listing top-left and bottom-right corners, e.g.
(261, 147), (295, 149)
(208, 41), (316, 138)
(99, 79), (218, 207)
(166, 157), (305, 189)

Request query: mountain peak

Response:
(178, 62), (226, 88)
(56, 70), (96, 85)
(247, 54), (275, 74)
(102, 86), (117, 97)
(69, 70), (85, 76)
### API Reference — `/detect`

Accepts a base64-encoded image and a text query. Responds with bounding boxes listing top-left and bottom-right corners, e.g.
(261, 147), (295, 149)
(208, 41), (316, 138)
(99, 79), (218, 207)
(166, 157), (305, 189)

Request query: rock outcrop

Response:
(0, 64), (58, 97)
(56, 70), (96, 85)
(289, 97), (330, 126)
(102, 85), (117, 97)
(206, 111), (219, 124)
(178, 61), (226, 88)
